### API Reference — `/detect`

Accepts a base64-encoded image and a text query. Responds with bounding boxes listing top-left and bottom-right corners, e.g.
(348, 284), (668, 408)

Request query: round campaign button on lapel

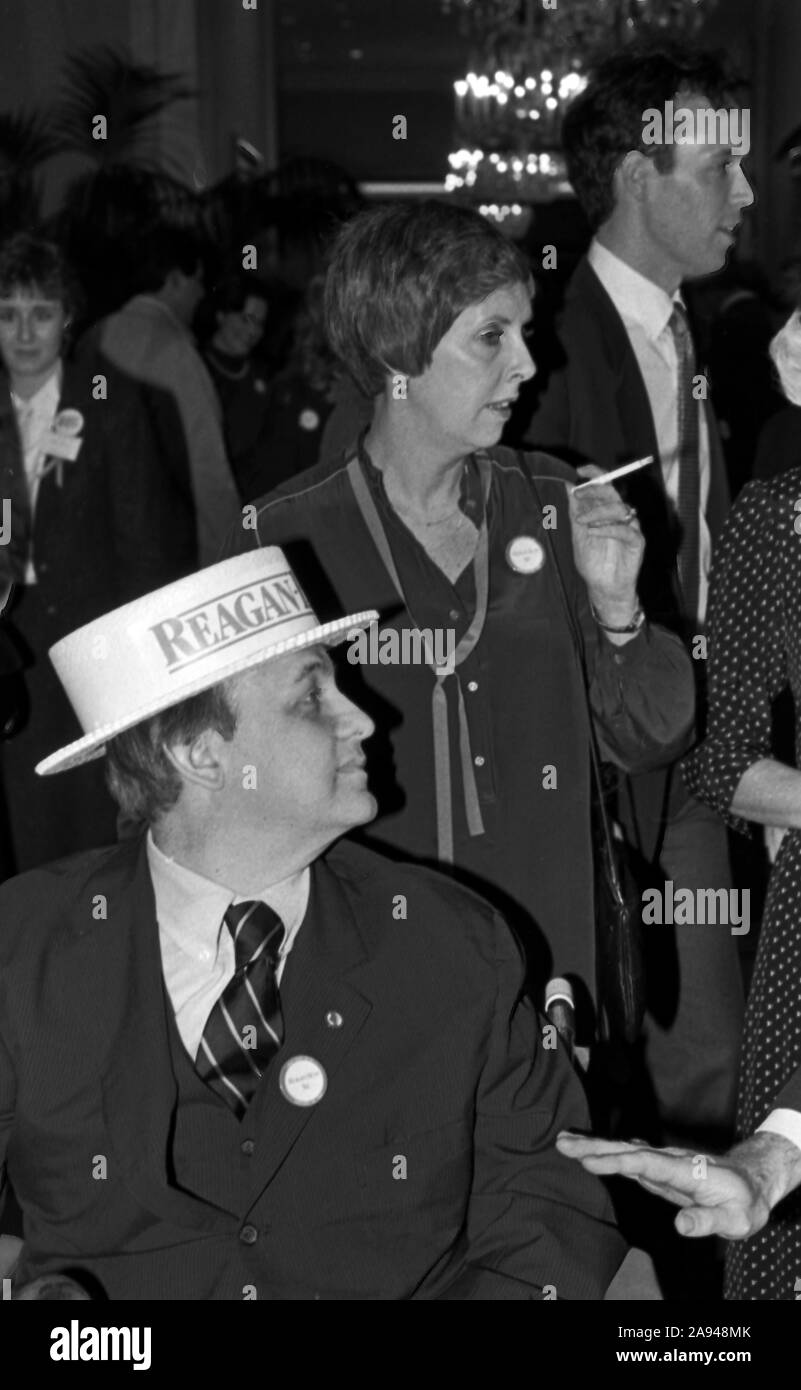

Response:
(279, 1055), (328, 1107)
(506, 535), (545, 574)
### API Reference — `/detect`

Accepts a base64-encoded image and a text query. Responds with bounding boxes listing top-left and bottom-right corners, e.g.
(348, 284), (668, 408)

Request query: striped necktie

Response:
(195, 900), (285, 1116)
(668, 302), (701, 624)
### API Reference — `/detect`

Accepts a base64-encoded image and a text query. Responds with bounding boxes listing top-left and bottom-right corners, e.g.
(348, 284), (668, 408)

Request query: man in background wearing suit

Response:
(526, 44), (754, 1147)
(0, 550), (625, 1300)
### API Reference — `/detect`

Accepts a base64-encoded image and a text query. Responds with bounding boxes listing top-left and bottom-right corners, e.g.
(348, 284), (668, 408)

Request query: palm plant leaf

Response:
(52, 45), (194, 174)
(0, 111), (62, 177)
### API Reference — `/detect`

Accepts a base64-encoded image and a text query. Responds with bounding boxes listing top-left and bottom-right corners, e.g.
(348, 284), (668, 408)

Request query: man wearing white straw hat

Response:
(0, 548), (625, 1300)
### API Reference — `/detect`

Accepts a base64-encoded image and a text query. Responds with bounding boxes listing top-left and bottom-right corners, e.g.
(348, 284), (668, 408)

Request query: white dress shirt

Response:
(146, 831), (309, 1061)
(588, 239), (712, 625)
(9, 364), (62, 584)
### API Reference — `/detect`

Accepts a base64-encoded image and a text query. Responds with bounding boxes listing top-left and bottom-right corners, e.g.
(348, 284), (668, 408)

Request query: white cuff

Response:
(757, 1109), (801, 1155)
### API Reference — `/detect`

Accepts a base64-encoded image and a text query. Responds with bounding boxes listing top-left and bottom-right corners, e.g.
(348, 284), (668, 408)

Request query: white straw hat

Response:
(37, 549), (377, 776)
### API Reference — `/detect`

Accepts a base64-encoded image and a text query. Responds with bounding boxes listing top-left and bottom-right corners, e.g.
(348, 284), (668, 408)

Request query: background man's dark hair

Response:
(562, 41), (743, 231)
(129, 225), (214, 297)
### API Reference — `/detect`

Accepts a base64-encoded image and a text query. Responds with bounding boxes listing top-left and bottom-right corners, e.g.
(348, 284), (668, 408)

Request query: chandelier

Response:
(444, 0), (717, 222)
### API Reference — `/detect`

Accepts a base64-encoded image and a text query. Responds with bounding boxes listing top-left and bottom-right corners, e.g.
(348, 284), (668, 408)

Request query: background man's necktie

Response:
(195, 900), (285, 1116)
(668, 302), (701, 625)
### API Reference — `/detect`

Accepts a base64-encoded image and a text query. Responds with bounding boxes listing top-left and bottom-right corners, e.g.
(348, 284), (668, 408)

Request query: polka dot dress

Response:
(684, 467), (801, 1300)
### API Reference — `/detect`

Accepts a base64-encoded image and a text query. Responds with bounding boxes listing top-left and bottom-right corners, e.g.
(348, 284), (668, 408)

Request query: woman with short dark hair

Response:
(225, 199), (694, 1036)
(0, 233), (194, 872)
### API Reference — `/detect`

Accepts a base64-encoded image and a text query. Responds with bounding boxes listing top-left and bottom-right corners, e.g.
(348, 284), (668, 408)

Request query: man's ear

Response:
(163, 728), (228, 794)
(615, 149), (658, 206)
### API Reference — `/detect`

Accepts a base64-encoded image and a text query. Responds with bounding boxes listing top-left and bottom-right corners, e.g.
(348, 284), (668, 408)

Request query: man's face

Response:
(404, 281), (536, 455)
(640, 91), (754, 282)
(218, 646), (376, 856)
(0, 289), (65, 386)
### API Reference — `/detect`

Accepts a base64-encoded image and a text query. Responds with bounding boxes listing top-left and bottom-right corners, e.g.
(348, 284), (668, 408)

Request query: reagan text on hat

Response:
(149, 573), (310, 671)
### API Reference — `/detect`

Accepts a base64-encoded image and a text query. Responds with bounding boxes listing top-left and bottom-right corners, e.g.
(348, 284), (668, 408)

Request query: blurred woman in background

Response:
(200, 271), (271, 500)
(0, 233), (193, 873)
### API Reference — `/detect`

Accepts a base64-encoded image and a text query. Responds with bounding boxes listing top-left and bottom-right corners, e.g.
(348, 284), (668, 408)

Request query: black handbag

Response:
(522, 459), (646, 1043)
(588, 732), (646, 1045)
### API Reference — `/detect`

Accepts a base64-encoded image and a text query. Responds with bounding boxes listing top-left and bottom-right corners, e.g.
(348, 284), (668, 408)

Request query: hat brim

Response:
(36, 610), (379, 777)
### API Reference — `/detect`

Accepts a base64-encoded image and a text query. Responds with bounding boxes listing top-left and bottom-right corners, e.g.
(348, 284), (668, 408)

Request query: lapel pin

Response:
(279, 1055), (328, 1107)
(325, 1011), (343, 1029)
(506, 535), (545, 574)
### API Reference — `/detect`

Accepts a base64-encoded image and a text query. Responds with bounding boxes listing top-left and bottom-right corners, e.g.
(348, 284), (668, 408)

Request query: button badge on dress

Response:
(506, 536), (545, 574)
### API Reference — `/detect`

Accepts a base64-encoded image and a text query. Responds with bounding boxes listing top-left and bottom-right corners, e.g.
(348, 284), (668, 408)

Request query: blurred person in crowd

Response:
(0, 551), (626, 1301)
(689, 261), (785, 497)
(223, 199), (694, 1048)
(524, 42), (754, 1146)
(0, 233), (193, 872)
(249, 275), (371, 499)
(93, 226), (240, 563)
(199, 272), (271, 500)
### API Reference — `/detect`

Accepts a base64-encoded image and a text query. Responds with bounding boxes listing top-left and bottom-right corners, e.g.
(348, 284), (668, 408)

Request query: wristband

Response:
(591, 602), (645, 634)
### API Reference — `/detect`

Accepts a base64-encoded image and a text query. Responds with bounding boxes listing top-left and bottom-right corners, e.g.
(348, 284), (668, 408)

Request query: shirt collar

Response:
(358, 428), (483, 523)
(146, 829), (310, 965)
(10, 361), (62, 418)
(588, 238), (682, 343)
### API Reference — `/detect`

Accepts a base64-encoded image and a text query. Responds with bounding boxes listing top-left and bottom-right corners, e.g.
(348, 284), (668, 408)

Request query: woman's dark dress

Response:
(684, 465), (801, 1300)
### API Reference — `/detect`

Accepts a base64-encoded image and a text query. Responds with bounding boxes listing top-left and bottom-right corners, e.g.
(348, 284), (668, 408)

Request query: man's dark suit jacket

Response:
(0, 835), (626, 1300)
(526, 258), (731, 862)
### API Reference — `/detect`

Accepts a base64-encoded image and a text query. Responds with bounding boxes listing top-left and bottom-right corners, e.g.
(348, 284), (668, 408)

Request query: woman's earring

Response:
(391, 373), (408, 400)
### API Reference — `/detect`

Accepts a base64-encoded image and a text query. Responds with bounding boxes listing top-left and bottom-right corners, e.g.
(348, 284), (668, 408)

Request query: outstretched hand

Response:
(556, 1132), (776, 1240)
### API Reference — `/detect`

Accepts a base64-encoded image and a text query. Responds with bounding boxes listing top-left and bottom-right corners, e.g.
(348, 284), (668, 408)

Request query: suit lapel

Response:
(96, 838), (234, 1232)
(243, 851), (374, 1204)
(574, 260), (663, 470)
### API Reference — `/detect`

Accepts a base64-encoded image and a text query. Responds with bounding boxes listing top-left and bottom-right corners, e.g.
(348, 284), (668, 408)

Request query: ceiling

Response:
(277, 0), (471, 87)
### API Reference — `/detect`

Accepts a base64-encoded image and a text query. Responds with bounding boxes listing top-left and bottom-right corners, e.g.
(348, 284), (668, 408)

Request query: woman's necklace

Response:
(206, 349), (249, 381)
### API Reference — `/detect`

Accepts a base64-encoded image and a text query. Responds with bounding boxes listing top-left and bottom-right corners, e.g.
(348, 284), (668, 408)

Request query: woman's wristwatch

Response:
(590, 602), (645, 634)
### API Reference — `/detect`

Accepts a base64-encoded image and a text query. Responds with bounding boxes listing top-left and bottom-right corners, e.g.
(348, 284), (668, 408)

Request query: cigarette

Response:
(572, 456), (654, 492)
